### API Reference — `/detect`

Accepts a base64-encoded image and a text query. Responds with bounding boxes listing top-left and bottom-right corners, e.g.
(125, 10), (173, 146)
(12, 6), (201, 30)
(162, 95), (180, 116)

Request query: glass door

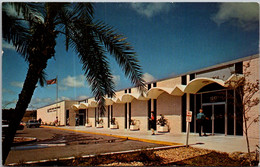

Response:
(202, 103), (226, 135)
(214, 104), (225, 134)
(202, 105), (213, 134)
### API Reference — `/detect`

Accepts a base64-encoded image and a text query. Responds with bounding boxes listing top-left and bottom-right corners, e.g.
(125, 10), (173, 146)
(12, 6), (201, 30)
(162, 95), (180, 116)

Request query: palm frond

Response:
(56, 6), (73, 51)
(68, 21), (115, 115)
(2, 11), (31, 61)
(91, 21), (146, 92)
(38, 70), (47, 87)
(71, 3), (94, 21)
(4, 2), (44, 24)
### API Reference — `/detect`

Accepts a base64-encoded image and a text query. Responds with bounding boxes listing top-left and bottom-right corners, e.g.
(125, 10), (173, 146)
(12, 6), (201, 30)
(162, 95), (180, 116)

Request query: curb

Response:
(7, 144), (186, 166)
(12, 137), (37, 146)
(42, 126), (183, 146)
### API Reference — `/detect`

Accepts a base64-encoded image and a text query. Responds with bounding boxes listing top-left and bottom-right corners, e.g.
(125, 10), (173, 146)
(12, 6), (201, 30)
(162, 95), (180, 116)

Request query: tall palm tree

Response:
(2, 2), (145, 164)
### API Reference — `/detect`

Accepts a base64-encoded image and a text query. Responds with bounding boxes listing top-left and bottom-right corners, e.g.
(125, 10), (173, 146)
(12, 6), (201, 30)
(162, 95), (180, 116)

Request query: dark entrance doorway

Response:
(214, 104), (225, 134)
(79, 110), (86, 126)
(202, 105), (212, 134)
(148, 99), (157, 130)
(202, 103), (226, 135)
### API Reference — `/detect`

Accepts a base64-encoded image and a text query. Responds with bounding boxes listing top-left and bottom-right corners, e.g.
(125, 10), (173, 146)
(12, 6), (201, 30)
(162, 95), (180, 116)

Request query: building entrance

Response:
(78, 110), (86, 126)
(202, 103), (226, 135)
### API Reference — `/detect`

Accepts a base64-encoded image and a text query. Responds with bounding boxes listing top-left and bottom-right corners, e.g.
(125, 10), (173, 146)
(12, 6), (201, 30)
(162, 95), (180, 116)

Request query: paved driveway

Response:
(6, 127), (166, 165)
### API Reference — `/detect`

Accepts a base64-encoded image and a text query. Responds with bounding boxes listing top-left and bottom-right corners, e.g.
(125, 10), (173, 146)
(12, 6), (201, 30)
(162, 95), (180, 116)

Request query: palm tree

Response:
(2, 2), (145, 164)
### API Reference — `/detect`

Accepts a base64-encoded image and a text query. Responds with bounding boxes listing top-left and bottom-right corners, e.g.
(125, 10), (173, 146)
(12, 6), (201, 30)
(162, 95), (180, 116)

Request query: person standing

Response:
(38, 118), (42, 125)
(197, 109), (207, 136)
(149, 112), (156, 135)
(55, 116), (58, 127)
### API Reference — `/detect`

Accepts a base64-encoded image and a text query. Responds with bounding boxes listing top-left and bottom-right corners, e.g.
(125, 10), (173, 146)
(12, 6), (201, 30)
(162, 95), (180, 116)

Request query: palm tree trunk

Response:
(2, 4), (57, 164)
(2, 61), (47, 165)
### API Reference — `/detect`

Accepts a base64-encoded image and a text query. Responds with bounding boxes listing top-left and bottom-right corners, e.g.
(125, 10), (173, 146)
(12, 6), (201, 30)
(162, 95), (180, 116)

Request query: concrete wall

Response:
(157, 77), (182, 87)
(69, 108), (76, 126)
(131, 99), (148, 131)
(157, 92), (182, 134)
(37, 101), (77, 125)
(243, 57), (259, 140)
(113, 103), (125, 130)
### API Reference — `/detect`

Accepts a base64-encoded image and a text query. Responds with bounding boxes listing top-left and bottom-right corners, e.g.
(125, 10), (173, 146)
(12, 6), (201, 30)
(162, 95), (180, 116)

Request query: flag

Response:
(47, 78), (57, 85)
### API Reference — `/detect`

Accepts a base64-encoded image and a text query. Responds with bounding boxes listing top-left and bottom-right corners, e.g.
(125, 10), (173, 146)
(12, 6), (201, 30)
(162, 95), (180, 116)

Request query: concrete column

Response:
(186, 75), (191, 134)
(151, 99), (154, 111)
(186, 74), (191, 111)
(69, 109), (76, 126)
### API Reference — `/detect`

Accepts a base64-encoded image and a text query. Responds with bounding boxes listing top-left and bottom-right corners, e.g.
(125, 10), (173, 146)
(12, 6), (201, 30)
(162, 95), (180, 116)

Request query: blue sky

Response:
(1, 2), (259, 109)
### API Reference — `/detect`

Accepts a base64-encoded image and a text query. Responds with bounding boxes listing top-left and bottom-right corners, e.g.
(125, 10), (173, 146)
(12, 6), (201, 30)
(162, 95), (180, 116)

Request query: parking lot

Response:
(6, 126), (166, 164)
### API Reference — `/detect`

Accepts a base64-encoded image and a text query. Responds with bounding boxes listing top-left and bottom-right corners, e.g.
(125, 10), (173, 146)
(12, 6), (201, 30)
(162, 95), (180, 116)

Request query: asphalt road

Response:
(6, 126), (165, 165)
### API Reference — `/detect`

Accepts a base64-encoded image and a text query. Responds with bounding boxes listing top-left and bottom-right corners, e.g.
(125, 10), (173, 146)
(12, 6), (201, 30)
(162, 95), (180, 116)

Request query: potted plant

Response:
(85, 118), (92, 127)
(96, 118), (103, 128)
(110, 118), (118, 129)
(130, 119), (139, 131)
(157, 114), (169, 133)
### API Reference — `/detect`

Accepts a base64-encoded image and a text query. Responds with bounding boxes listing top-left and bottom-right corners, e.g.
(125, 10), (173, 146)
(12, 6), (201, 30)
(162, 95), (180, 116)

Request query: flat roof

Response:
(38, 53), (259, 107)
(117, 53), (259, 90)
(37, 100), (77, 109)
(146, 53), (259, 85)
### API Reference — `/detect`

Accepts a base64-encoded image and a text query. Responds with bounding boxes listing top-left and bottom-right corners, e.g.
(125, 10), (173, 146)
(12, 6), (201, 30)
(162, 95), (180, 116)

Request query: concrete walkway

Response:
(45, 126), (259, 153)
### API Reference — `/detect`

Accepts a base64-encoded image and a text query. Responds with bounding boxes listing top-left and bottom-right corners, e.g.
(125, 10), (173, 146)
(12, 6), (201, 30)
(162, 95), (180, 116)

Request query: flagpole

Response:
(56, 76), (58, 119)
(56, 76), (58, 103)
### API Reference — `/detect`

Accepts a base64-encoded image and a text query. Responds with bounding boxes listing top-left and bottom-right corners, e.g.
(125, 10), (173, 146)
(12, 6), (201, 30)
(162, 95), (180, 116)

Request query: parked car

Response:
(26, 120), (41, 128)
(2, 120), (24, 134)
(2, 120), (9, 132)
(18, 122), (25, 130)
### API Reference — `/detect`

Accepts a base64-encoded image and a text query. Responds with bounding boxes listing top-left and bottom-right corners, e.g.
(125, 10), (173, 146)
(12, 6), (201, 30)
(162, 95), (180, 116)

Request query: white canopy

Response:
(88, 100), (98, 108)
(105, 98), (114, 106)
(131, 93), (150, 100)
(79, 102), (89, 109)
(146, 85), (186, 99)
(71, 104), (80, 110)
(184, 77), (225, 94)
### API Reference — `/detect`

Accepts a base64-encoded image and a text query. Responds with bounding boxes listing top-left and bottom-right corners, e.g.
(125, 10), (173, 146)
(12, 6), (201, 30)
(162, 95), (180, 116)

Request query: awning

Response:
(113, 97), (125, 103)
(184, 77), (225, 94)
(71, 104), (80, 110)
(119, 94), (135, 103)
(105, 98), (114, 106)
(88, 100), (98, 108)
(146, 87), (172, 99)
(131, 93), (150, 100)
(79, 102), (89, 109)
(171, 85), (186, 96)
(146, 86), (185, 99)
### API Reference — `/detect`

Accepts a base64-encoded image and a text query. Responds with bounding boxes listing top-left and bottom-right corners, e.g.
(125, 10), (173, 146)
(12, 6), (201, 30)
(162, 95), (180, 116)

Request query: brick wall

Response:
(243, 57), (259, 140)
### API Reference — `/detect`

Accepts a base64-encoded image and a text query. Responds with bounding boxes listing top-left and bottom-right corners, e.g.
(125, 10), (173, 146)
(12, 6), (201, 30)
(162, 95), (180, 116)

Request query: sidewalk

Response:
(46, 126), (259, 153)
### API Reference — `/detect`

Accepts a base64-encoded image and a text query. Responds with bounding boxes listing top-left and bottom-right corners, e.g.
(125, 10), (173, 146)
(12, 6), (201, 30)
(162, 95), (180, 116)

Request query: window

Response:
(148, 84), (151, 90)
(153, 82), (157, 87)
(235, 62), (243, 74)
(190, 73), (195, 81)
(181, 75), (187, 85)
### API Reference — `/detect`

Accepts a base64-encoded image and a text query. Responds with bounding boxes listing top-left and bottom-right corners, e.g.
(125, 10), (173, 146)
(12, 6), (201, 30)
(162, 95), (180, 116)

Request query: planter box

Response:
(130, 125), (139, 131)
(158, 126), (168, 133)
(85, 123), (92, 127)
(110, 124), (118, 129)
(96, 124), (103, 128)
